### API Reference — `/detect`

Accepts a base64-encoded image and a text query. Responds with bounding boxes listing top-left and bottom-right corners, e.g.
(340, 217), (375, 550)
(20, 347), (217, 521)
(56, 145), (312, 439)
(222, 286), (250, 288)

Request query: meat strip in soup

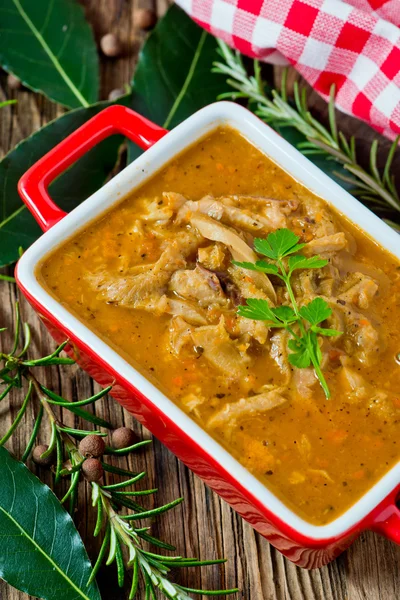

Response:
(40, 127), (400, 525)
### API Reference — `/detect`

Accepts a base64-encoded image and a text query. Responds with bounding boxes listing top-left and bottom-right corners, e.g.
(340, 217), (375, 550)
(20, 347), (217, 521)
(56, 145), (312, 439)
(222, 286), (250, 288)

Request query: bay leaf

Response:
(0, 97), (131, 268)
(0, 446), (101, 600)
(127, 4), (230, 162)
(0, 0), (99, 108)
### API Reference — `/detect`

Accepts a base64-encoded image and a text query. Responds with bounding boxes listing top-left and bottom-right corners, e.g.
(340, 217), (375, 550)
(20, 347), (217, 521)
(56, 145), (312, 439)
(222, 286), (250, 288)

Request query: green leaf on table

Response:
(0, 0), (99, 108)
(127, 4), (230, 162)
(299, 297), (332, 326)
(0, 96), (131, 268)
(0, 446), (101, 600)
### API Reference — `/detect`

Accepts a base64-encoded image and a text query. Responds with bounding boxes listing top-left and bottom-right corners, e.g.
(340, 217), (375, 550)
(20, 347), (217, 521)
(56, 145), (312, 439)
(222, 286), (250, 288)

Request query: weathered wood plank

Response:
(0, 2), (399, 599)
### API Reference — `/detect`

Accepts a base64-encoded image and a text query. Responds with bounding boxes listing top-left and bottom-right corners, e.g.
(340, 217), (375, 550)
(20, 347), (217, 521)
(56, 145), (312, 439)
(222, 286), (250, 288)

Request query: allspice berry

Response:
(7, 74), (22, 90)
(32, 445), (54, 467)
(100, 33), (122, 57)
(108, 88), (125, 101)
(111, 427), (137, 450)
(133, 9), (157, 30)
(82, 458), (104, 482)
(79, 434), (106, 458)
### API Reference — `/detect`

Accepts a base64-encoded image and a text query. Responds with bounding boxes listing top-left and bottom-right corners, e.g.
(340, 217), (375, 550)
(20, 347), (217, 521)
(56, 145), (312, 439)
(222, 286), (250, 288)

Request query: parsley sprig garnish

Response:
(233, 229), (342, 399)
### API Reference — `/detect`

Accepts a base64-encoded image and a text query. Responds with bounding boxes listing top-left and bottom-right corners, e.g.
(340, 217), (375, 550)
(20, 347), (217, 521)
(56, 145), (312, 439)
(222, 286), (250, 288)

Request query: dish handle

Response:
(18, 105), (167, 231)
(369, 488), (400, 545)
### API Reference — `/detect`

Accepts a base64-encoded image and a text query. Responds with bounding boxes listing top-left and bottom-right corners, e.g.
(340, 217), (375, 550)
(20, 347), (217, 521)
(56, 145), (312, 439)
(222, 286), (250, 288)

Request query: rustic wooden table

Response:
(0, 1), (399, 599)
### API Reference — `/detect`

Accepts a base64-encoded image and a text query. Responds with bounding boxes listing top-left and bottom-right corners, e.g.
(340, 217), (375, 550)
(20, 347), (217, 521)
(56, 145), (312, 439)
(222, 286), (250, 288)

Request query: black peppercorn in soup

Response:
(39, 127), (400, 525)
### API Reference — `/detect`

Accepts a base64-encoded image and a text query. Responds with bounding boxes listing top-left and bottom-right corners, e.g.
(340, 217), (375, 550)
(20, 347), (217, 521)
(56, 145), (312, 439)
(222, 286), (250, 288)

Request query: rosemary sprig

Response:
(0, 274), (16, 283)
(213, 41), (400, 219)
(0, 100), (17, 109)
(234, 229), (341, 399)
(0, 301), (238, 598)
(89, 483), (238, 599)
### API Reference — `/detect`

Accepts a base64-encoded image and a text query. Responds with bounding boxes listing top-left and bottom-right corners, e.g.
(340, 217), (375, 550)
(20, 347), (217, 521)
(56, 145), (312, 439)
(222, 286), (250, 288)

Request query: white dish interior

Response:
(17, 102), (400, 540)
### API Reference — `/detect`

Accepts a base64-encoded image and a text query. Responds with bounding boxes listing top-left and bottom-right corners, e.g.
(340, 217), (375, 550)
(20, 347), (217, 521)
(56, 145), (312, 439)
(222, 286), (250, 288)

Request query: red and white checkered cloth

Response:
(176, 0), (400, 140)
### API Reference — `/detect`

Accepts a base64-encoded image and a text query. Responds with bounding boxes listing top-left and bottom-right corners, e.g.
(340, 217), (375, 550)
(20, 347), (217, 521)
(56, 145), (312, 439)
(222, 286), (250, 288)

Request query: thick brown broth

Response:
(39, 127), (400, 525)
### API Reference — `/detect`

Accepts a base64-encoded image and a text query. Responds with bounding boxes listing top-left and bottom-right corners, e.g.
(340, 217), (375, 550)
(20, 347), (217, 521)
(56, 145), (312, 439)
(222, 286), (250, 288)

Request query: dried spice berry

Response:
(111, 427), (137, 450)
(32, 445), (54, 467)
(79, 434), (105, 458)
(108, 88), (125, 101)
(100, 33), (122, 57)
(7, 74), (22, 90)
(133, 9), (157, 30)
(82, 458), (104, 482)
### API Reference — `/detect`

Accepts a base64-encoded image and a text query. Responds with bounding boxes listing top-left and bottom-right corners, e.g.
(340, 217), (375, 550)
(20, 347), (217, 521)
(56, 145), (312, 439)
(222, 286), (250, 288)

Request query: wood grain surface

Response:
(0, 1), (399, 599)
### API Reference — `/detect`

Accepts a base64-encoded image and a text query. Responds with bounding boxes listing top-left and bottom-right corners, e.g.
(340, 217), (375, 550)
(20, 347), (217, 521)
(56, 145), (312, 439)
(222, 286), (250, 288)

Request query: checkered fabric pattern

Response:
(175, 0), (400, 140)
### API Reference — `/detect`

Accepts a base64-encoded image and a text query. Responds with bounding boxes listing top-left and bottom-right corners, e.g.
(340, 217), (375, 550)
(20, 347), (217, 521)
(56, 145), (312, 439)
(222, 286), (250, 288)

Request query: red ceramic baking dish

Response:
(16, 103), (400, 568)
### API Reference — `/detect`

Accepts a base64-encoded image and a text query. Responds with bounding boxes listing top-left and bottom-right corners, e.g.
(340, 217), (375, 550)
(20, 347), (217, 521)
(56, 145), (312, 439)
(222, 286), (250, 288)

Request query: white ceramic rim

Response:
(17, 101), (400, 540)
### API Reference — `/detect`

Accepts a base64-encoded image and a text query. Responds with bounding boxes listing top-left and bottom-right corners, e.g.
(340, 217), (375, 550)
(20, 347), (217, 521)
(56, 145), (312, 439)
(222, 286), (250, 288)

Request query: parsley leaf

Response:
(237, 299), (281, 324)
(288, 255), (328, 274)
(238, 301), (297, 326)
(312, 326), (342, 337)
(309, 330), (323, 364)
(271, 305), (297, 325)
(254, 229), (305, 260)
(232, 259), (279, 275)
(299, 298), (332, 326)
(288, 339), (311, 368)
